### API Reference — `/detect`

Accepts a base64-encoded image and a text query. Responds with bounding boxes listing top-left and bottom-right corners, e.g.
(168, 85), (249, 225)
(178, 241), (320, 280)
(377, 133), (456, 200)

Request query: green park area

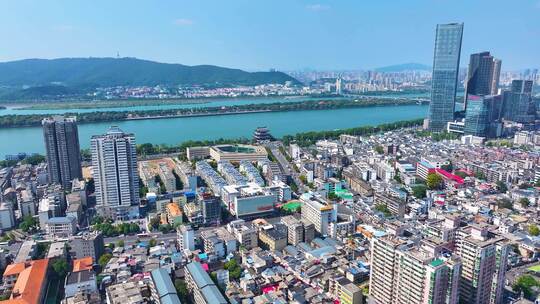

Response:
(528, 265), (540, 272)
(281, 200), (302, 212)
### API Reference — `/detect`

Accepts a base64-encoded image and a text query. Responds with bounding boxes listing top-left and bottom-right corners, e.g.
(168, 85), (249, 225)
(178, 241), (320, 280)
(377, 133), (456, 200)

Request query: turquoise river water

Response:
(0, 96), (428, 157)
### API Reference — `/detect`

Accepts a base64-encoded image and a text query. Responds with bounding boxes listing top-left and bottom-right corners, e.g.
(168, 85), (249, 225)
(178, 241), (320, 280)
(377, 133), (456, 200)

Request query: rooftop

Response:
(72, 257), (93, 272)
(7, 259), (49, 304)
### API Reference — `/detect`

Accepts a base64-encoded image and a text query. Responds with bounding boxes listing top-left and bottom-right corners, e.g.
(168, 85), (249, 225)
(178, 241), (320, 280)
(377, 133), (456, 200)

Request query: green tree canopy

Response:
(513, 275), (540, 299)
(98, 253), (113, 268)
(520, 198), (531, 208)
(174, 279), (189, 303)
(22, 154), (45, 166)
(52, 259), (69, 277)
(19, 216), (38, 233)
(496, 181), (508, 193)
(426, 173), (443, 190)
(412, 185), (427, 199)
(529, 225), (540, 236)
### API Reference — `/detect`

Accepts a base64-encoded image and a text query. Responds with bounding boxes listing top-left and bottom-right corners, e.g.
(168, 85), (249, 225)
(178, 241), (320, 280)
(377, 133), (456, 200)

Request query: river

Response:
(0, 103), (428, 157)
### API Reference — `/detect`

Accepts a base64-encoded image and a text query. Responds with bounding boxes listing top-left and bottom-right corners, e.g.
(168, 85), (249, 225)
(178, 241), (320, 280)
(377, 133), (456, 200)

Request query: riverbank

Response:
(0, 98), (427, 128)
(6, 94), (333, 111)
(134, 117), (425, 155)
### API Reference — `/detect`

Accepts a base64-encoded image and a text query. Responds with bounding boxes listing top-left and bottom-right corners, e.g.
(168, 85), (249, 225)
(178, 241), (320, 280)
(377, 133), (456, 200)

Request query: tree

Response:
(529, 225), (540, 236)
(474, 171), (486, 180)
(412, 185), (427, 199)
(224, 259), (242, 280)
(440, 161), (453, 172)
(117, 240), (125, 247)
(174, 279), (189, 303)
(426, 173), (443, 190)
(520, 198), (530, 209)
(22, 154), (45, 166)
(374, 145), (384, 154)
(149, 238), (157, 247)
(52, 259), (68, 277)
(19, 216), (38, 233)
(158, 224), (173, 233)
(536, 179), (540, 187)
(497, 198), (513, 210)
(327, 192), (339, 201)
(149, 216), (161, 230)
(374, 204), (391, 217)
(299, 175), (307, 184)
(98, 253), (113, 268)
(513, 275), (540, 299)
(36, 242), (50, 259)
(393, 172), (402, 184)
(496, 181), (508, 193)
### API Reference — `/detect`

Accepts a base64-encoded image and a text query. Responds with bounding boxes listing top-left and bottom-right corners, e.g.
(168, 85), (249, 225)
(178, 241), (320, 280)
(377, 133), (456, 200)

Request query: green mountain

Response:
(0, 57), (300, 87)
(375, 63), (431, 72)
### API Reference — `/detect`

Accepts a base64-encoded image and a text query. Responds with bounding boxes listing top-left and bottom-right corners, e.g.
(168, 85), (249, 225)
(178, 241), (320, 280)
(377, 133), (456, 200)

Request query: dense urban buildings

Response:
(42, 116), (82, 189)
(91, 126), (139, 220)
(427, 23), (464, 131)
(0, 16), (538, 304)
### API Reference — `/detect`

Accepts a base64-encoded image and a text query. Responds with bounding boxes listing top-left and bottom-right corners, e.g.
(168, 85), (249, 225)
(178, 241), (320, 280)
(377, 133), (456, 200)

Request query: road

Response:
(266, 141), (307, 193)
(103, 225), (222, 246)
(104, 232), (177, 246)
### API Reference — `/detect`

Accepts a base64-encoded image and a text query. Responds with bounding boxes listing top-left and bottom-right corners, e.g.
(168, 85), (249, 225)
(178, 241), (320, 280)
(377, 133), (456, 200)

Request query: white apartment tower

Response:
(369, 236), (461, 304)
(91, 126), (139, 220)
(455, 224), (509, 304)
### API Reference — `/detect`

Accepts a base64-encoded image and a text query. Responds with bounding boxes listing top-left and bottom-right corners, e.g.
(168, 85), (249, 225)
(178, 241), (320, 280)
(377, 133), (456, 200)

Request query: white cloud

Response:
(306, 4), (330, 11)
(173, 18), (194, 26)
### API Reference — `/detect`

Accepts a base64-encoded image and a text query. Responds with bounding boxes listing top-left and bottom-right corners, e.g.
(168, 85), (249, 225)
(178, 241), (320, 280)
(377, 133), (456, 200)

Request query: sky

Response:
(0, 0), (538, 71)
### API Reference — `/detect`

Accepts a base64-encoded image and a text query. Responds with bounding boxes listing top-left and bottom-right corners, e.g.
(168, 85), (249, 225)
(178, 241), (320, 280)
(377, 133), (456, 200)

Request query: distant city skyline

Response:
(0, 0), (538, 71)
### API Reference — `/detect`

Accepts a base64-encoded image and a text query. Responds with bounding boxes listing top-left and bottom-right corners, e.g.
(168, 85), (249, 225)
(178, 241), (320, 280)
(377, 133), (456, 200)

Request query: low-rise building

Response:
(47, 216), (77, 237)
(2, 259), (49, 304)
(64, 269), (98, 298)
(106, 280), (145, 304)
(258, 223), (288, 251)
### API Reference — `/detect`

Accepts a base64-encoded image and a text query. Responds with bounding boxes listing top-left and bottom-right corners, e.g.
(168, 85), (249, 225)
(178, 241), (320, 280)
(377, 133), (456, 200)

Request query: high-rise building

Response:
(455, 224), (509, 304)
(463, 52), (501, 109)
(300, 195), (336, 236)
(464, 95), (503, 138)
(91, 126), (139, 220)
(336, 77), (343, 95)
(42, 116), (82, 189)
(427, 23), (464, 131)
(502, 80), (536, 123)
(369, 236), (461, 304)
(490, 59), (502, 95)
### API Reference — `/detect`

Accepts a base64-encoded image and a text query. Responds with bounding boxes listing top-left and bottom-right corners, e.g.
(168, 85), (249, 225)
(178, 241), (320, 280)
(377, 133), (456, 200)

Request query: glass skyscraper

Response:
(464, 95), (490, 137)
(428, 23), (464, 132)
(464, 95), (503, 138)
(463, 51), (500, 109)
(502, 80), (536, 123)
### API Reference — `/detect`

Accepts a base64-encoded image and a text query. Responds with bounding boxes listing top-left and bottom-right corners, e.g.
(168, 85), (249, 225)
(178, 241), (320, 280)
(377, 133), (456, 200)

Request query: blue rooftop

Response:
(151, 268), (178, 299)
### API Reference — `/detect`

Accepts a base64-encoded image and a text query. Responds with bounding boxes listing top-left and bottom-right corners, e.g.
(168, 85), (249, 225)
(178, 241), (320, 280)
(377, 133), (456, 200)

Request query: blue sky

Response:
(0, 0), (538, 71)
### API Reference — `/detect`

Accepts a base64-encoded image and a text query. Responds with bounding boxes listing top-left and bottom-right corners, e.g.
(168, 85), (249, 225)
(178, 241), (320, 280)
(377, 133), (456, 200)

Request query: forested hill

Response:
(0, 57), (300, 87)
